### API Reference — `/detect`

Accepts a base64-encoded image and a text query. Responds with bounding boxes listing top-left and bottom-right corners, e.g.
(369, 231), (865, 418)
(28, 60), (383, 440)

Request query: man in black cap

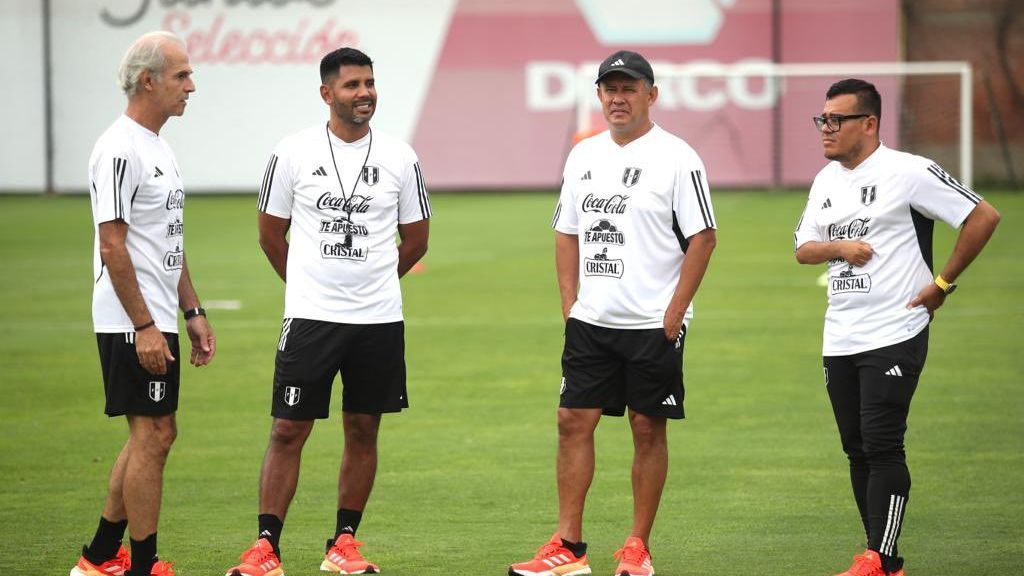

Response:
(508, 50), (717, 576)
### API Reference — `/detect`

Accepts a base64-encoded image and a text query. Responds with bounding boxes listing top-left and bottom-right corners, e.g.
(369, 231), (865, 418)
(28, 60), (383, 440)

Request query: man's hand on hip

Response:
(907, 283), (946, 321)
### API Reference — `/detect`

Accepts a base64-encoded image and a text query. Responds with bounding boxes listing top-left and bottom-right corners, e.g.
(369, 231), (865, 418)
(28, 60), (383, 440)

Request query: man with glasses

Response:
(794, 78), (1000, 576)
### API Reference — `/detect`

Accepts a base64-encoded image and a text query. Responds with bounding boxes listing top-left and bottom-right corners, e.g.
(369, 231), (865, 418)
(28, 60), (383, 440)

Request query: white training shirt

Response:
(90, 115), (185, 334)
(552, 125), (716, 329)
(795, 144), (981, 356)
(258, 124), (431, 324)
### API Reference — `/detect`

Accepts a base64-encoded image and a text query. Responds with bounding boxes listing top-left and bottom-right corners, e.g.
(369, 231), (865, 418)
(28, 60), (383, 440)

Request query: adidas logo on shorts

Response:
(884, 365), (903, 377)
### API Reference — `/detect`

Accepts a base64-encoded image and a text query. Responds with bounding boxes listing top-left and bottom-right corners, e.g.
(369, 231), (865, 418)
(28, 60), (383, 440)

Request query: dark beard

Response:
(334, 100), (374, 125)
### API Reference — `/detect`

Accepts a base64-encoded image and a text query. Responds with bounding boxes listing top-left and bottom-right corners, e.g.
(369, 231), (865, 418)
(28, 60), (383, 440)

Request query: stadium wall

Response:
(904, 0), (1024, 187)
(8, 0), (1016, 192)
(0, 1), (46, 192)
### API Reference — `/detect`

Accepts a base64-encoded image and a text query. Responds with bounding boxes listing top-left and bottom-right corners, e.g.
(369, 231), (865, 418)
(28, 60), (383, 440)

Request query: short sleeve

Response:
(672, 152), (716, 238)
(552, 152), (579, 234)
(794, 180), (824, 250)
(91, 147), (139, 226)
(398, 148), (431, 224)
(909, 161), (981, 229)
(257, 143), (296, 219)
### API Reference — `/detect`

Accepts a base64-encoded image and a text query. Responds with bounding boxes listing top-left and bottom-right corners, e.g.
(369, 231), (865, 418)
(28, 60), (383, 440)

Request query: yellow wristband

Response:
(934, 275), (952, 292)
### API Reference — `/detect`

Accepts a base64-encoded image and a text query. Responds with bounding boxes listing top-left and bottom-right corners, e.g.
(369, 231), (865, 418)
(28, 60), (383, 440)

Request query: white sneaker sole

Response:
(509, 567), (592, 576)
(71, 564), (126, 576)
(320, 560), (378, 574)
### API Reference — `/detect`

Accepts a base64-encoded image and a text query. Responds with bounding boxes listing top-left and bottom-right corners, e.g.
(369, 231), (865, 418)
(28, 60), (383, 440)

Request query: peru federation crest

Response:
(284, 386), (301, 406)
(148, 381), (166, 402)
(361, 166), (379, 186)
(861, 185), (877, 205)
(622, 167), (642, 188)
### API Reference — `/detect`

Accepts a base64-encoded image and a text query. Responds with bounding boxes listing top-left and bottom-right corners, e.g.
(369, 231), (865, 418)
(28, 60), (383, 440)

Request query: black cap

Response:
(595, 50), (654, 85)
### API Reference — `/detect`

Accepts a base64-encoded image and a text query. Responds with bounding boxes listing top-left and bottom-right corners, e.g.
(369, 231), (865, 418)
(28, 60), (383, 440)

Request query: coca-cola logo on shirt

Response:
(316, 193), (373, 214)
(582, 193), (629, 214)
(166, 189), (184, 210)
(828, 217), (871, 241)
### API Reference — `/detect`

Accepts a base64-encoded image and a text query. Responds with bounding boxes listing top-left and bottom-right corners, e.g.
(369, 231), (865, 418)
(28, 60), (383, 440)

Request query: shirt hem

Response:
(569, 314), (689, 330)
(821, 324), (927, 357)
(282, 314), (404, 325)
(94, 323), (179, 334)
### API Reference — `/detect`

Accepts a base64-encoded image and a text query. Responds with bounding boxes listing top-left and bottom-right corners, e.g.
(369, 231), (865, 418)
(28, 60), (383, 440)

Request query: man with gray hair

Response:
(71, 31), (214, 576)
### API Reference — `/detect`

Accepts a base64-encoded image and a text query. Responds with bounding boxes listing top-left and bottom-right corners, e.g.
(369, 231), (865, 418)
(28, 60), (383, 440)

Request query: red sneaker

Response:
(70, 544), (130, 576)
(149, 560), (176, 576)
(225, 538), (284, 576)
(508, 533), (591, 576)
(321, 533), (379, 574)
(834, 550), (904, 576)
(612, 537), (653, 576)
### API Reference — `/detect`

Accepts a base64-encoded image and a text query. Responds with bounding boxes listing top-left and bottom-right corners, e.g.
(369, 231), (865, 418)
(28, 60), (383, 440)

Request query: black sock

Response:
(335, 508), (363, 538)
(560, 538), (587, 558)
(880, 551), (904, 574)
(84, 516), (128, 565)
(126, 533), (157, 576)
(258, 513), (284, 558)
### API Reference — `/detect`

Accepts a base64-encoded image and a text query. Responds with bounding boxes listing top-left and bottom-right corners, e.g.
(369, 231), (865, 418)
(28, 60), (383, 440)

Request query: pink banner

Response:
(412, 0), (901, 189)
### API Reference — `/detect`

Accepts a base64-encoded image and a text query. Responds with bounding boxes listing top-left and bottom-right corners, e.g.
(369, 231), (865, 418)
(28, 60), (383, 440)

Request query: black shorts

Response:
(560, 318), (685, 419)
(96, 332), (180, 417)
(272, 318), (408, 419)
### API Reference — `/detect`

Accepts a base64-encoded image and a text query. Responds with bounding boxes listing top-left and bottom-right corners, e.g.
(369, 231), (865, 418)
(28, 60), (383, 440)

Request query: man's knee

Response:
(129, 414), (177, 456)
(861, 426), (907, 464)
(558, 408), (599, 440)
(343, 413), (380, 447)
(629, 412), (666, 448)
(839, 434), (865, 459)
(863, 446), (907, 468)
(269, 418), (314, 449)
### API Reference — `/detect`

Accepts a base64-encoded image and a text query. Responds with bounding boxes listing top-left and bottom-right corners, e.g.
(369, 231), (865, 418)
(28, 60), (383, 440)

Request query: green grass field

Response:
(0, 191), (1021, 575)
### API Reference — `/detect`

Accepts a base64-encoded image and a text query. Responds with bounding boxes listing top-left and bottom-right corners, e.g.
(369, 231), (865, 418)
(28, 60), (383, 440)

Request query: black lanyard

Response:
(325, 122), (373, 213)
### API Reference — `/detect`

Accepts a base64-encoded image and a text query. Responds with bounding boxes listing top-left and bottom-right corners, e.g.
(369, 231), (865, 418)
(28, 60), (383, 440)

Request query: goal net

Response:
(574, 61), (973, 189)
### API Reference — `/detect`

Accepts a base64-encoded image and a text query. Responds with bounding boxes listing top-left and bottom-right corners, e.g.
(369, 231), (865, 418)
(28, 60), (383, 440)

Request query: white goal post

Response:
(576, 61), (973, 188)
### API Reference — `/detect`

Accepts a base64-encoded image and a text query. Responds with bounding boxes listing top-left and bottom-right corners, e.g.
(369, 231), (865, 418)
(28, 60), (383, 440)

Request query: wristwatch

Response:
(934, 275), (957, 295)
(184, 307), (207, 320)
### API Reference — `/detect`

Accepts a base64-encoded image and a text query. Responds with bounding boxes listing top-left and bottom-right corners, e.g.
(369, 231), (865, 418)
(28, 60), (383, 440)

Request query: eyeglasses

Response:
(813, 114), (871, 132)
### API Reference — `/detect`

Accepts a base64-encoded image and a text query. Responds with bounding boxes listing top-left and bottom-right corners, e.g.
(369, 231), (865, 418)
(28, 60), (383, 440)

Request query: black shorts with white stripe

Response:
(559, 318), (685, 419)
(272, 318), (408, 420)
(96, 331), (180, 417)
